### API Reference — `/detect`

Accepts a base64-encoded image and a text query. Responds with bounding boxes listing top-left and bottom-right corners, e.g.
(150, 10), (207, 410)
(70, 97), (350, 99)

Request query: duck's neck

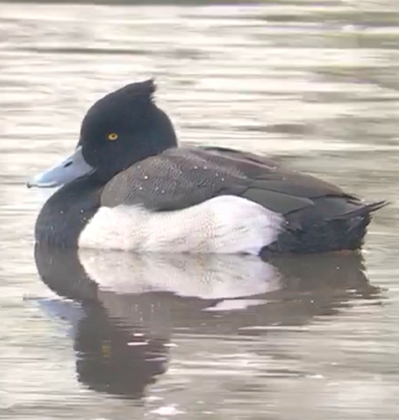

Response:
(35, 178), (103, 248)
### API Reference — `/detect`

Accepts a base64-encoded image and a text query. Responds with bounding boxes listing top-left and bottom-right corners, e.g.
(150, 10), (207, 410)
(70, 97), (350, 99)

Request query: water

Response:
(1, 1), (399, 419)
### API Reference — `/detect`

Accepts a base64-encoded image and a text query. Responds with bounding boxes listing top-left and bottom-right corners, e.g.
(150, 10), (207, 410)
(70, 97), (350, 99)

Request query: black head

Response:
(78, 79), (178, 182)
(27, 80), (178, 190)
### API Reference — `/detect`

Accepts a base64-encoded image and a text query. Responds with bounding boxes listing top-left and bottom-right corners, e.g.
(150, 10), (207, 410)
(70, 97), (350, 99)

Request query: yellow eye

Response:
(107, 133), (118, 141)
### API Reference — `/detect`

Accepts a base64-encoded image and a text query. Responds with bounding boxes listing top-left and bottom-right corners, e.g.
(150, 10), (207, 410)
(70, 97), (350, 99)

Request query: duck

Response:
(28, 79), (386, 254)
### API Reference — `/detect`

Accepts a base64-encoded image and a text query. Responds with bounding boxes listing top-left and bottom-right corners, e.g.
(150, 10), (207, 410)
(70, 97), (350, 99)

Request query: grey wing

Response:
(101, 146), (358, 217)
(100, 147), (247, 210)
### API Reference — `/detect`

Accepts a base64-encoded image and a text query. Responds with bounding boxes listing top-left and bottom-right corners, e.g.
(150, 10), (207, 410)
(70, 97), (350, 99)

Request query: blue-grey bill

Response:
(27, 146), (94, 188)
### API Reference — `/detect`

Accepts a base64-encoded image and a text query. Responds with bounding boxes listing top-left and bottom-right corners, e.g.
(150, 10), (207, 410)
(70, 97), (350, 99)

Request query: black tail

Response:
(268, 200), (388, 254)
(337, 200), (388, 249)
(332, 200), (388, 220)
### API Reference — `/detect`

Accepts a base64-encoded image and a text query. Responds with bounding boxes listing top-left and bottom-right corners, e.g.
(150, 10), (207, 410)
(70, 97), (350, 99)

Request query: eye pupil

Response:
(108, 133), (118, 141)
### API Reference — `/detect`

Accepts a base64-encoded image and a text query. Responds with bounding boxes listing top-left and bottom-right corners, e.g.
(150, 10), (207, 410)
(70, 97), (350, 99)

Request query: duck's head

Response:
(28, 79), (177, 188)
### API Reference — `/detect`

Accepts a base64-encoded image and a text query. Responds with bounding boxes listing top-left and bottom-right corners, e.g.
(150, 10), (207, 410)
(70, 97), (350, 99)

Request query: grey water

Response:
(1, 1), (399, 419)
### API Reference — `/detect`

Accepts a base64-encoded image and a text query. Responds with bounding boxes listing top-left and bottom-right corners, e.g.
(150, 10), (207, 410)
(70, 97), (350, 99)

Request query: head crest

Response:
(122, 79), (156, 101)
(87, 79), (157, 120)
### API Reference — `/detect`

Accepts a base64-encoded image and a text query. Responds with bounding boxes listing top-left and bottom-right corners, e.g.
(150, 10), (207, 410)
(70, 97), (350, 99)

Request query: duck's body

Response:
(29, 80), (385, 254)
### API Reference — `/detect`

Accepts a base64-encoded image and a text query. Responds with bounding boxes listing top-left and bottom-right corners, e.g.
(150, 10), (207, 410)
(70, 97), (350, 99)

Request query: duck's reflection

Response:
(34, 245), (380, 399)
(74, 304), (167, 398)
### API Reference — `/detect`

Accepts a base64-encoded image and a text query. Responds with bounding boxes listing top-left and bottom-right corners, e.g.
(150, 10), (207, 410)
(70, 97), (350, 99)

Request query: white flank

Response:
(78, 195), (283, 254)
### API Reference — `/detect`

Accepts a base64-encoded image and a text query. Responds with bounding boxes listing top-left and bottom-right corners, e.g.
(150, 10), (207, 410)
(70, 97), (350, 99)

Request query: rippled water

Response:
(1, 1), (399, 419)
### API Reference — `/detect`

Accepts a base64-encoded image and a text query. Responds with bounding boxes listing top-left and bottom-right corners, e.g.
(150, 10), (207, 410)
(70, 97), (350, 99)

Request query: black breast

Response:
(35, 179), (102, 248)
